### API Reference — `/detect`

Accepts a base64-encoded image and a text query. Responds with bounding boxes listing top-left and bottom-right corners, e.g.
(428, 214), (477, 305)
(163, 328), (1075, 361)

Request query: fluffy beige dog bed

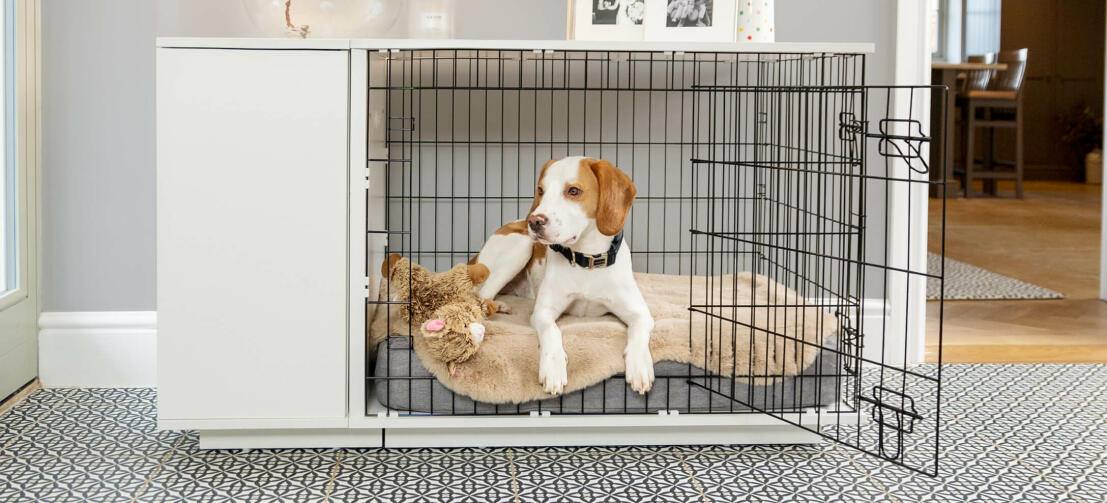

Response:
(369, 272), (838, 404)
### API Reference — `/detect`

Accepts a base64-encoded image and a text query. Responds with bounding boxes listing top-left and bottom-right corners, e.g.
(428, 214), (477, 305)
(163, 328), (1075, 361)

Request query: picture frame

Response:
(643, 0), (738, 43)
(569, 0), (646, 41)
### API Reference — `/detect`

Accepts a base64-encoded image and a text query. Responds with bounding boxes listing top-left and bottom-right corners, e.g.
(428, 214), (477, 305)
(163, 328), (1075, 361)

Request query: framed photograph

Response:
(644, 0), (738, 42)
(570, 0), (646, 41)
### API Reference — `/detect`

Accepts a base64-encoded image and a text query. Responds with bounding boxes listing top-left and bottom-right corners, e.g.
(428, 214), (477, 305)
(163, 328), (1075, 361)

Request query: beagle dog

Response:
(472, 156), (655, 395)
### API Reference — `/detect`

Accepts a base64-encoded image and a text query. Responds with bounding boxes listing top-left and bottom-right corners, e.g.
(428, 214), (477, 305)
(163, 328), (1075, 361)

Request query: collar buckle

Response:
(586, 254), (607, 269)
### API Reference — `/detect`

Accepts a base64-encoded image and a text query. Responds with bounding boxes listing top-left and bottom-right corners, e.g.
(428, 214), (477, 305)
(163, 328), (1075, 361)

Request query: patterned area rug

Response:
(927, 253), (1064, 300)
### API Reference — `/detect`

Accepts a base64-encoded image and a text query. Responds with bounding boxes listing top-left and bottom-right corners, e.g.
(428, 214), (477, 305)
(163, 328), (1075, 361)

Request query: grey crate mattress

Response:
(371, 335), (845, 415)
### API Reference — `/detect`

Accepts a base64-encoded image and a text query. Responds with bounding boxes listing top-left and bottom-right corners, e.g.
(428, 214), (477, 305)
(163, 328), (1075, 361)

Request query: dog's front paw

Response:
(480, 298), (510, 316)
(624, 347), (655, 394)
(538, 348), (568, 395)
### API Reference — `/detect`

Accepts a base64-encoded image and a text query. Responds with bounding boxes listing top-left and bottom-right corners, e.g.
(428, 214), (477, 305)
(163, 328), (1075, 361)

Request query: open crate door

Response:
(688, 82), (947, 476)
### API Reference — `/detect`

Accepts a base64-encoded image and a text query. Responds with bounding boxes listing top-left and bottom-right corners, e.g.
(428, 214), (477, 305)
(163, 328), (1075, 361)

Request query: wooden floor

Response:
(926, 181), (1107, 363)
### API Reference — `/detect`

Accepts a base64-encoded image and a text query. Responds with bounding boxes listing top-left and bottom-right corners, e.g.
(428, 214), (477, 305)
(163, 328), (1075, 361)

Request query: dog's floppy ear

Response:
(467, 263), (490, 285)
(589, 159), (636, 236)
(382, 253), (404, 278)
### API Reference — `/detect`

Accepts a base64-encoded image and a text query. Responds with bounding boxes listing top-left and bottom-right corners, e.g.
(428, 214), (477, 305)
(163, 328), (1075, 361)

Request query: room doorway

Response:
(926, 0), (1107, 363)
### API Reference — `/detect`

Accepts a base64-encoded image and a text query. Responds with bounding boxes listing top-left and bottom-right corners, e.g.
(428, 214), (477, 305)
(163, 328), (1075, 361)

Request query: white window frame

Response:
(0, 0), (38, 311)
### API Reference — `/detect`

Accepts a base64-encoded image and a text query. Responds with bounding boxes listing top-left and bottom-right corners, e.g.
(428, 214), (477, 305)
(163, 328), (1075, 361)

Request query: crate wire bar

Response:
(363, 48), (945, 476)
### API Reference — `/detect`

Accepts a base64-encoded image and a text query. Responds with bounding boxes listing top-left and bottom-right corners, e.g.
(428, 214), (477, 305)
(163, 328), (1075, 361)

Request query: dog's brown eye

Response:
(567, 187), (581, 197)
(536, 186), (544, 196)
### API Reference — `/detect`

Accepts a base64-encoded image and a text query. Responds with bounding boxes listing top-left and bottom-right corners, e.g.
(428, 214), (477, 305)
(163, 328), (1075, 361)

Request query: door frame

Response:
(1101, 5), (1107, 302)
(0, 0), (40, 396)
(0, 0), (36, 310)
(891, 0), (933, 364)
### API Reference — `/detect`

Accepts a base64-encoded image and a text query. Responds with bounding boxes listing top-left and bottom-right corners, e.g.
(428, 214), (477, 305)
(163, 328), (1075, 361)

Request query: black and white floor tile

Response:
(330, 448), (516, 502)
(511, 447), (703, 502)
(145, 450), (337, 502)
(0, 364), (1105, 502)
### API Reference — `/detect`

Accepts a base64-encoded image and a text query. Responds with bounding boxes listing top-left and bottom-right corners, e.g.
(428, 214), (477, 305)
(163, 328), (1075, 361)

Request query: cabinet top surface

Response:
(155, 38), (875, 54)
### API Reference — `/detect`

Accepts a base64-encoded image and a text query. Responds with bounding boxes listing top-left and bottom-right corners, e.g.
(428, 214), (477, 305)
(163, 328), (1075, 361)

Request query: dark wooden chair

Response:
(953, 54), (996, 194)
(960, 53), (997, 93)
(962, 48), (1027, 198)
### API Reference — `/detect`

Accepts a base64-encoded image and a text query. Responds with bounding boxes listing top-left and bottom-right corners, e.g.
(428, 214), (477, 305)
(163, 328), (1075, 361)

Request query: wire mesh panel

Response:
(689, 81), (946, 475)
(371, 50), (864, 272)
(363, 48), (945, 476)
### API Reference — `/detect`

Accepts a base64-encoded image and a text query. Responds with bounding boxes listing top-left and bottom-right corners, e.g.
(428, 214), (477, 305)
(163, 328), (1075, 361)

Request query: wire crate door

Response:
(688, 84), (946, 476)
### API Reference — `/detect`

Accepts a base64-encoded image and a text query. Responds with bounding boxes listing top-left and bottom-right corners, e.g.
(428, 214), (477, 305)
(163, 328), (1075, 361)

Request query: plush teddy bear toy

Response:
(382, 254), (497, 375)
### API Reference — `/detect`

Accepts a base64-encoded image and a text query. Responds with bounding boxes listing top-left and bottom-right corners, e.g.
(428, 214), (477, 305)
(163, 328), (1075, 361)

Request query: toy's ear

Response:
(467, 263), (490, 285)
(382, 253), (404, 278)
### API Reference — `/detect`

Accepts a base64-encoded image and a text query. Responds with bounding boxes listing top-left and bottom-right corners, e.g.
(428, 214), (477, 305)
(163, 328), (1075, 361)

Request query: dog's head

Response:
(526, 156), (636, 246)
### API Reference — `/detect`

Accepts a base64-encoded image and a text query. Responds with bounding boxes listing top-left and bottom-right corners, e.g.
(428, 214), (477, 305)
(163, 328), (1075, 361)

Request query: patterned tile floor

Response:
(0, 364), (1104, 502)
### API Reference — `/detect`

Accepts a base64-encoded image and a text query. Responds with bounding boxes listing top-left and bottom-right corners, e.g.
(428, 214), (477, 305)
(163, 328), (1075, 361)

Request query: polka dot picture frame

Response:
(736, 0), (774, 42)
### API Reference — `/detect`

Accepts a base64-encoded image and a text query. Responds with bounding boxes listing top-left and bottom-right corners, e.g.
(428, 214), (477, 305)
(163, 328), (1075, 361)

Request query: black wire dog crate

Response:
(358, 46), (945, 476)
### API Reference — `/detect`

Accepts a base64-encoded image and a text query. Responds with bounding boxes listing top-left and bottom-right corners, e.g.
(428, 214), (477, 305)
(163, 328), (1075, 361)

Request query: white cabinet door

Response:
(157, 48), (350, 427)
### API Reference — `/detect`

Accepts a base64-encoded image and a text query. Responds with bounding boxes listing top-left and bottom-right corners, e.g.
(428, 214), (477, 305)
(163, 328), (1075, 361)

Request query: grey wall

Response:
(42, 0), (158, 311)
(156, 0), (569, 40)
(777, 0), (898, 85)
(41, 0), (899, 312)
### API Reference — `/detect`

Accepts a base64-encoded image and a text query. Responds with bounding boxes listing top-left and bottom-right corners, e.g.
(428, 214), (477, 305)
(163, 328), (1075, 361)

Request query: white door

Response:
(0, 0), (39, 400)
(156, 48), (350, 428)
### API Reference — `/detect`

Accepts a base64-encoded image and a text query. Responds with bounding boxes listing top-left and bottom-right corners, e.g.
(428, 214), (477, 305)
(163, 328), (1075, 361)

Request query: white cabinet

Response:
(155, 39), (883, 451)
(156, 48), (351, 428)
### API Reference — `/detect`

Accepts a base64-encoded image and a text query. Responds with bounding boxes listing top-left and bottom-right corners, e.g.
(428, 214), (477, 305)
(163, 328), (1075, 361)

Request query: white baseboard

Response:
(38, 311), (157, 388)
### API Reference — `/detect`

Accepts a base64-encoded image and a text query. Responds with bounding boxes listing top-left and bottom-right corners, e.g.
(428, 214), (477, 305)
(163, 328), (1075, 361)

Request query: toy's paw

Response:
(624, 346), (655, 394)
(424, 319), (445, 333)
(538, 348), (568, 395)
(469, 322), (486, 343)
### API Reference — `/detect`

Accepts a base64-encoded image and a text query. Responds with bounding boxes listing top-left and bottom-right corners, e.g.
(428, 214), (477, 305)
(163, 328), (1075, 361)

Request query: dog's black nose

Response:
(527, 214), (548, 232)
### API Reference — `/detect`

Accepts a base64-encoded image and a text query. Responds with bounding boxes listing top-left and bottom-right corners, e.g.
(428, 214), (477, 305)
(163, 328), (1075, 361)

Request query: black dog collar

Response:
(548, 231), (623, 269)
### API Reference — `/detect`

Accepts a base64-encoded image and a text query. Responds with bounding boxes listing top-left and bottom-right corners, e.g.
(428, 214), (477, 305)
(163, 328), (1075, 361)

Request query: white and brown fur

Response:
(471, 156), (655, 395)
